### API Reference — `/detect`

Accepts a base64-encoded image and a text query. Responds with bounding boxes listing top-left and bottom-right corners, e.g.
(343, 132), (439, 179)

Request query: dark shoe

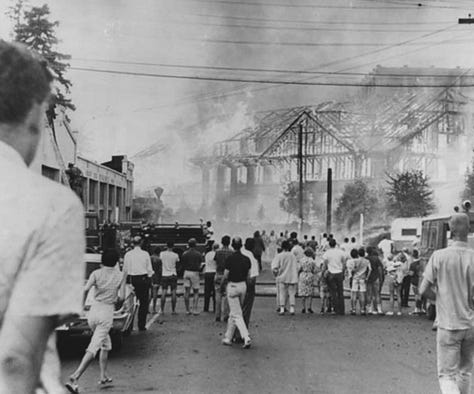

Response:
(308, 308), (314, 314)
(65, 380), (79, 394)
(350, 310), (356, 316)
(243, 338), (252, 349)
(139, 327), (147, 331)
(215, 317), (221, 322)
(302, 308), (306, 314)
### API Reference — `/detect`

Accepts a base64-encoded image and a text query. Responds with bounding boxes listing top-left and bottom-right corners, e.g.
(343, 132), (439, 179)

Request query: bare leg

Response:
(302, 297), (306, 311)
(152, 285), (158, 313)
(308, 295), (313, 310)
(171, 288), (177, 313)
(160, 287), (167, 313)
(360, 292), (367, 313)
(70, 351), (94, 381)
(184, 287), (191, 313)
(99, 349), (109, 381)
(193, 289), (200, 313)
(351, 292), (356, 312)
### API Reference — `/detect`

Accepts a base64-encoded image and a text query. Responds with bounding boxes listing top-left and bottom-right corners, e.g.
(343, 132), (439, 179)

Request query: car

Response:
(56, 253), (138, 351)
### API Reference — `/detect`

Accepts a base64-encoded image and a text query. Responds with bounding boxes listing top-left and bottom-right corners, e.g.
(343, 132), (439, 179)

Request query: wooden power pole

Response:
(326, 168), (332, 234)
(298, 123), (304, 233)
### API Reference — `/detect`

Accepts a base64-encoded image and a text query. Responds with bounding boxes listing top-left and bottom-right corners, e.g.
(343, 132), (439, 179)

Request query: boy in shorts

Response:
(159, 241), (179, 314)
(349, 248), (371, 315)
(385, 254), (404, 316)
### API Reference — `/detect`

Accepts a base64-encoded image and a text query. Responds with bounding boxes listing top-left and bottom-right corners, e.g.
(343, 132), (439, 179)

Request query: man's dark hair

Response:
(350, 249), (359, 258)
(323, 233), (327, 238)
(281, 240), (291, 251)
(188, 238), (197, 248)
(290, 231), (298, 239)
(253, 230), (260, 238)
(413, 249), (419, 258)
(206, 221), (212, 227)
(311, 236), (315, 240)
(358, 248), (365, 257)
(351, 237), (356, 243)
(280, 232), (284, 237)
(245, 237), (255, 251)
(329, 239), (337, 248)
(0, 41), (53, 124)
(303, 235), (308, 240)
(329, 234), (334, 239)
(102, 248), (119, 267)
(166, 241), (174, 248)
(232, 237), (242, 250)
(221, 235), (231, 247)
(344, 237), (349, 243)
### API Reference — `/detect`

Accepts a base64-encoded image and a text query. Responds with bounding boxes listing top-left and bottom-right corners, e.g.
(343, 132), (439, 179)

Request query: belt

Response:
(129, 274), (148, 278)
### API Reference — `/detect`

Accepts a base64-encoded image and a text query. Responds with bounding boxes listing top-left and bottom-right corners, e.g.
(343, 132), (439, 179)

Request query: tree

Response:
(386, 170), (436, 217)
(462, 160), (474, 202)
(8, 2), (75, 122)
(335, 179), (379, 229)
(279, 182), (313, 220)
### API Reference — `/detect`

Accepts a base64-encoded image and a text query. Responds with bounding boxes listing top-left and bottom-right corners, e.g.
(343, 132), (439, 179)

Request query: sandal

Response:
(98, 377), (113, 385)
(65, 379), (79, 394)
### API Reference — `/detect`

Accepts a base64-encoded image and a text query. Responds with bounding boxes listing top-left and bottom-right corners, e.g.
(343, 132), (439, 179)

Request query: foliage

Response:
(335, 179), (379, 229)
(279, 182), (314, 220)
(8, 1), (74, 121)
(386, 170), (436, 217)
(462, 159), (474, 202)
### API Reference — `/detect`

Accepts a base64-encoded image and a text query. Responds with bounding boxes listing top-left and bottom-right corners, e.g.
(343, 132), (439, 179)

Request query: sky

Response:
(1, 0), (474, 191)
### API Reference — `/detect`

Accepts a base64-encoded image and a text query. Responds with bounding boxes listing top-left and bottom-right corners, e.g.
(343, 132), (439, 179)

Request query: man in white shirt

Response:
(323, 239), (347, 315)
(421, 213), (474, 394)
(0, 41), (85, 394)
(272, 240), (299, 315)
(378, 236), (394, 260)
(159, 241), (180, 314)
(203, 243), (218, 313)
(123, 236), (154, 330)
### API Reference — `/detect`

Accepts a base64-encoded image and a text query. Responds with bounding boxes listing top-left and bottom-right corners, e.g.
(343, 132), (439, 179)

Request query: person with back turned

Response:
(420, 213), (474, 394)
(123, 236), (153, 331)
(0, 41), (85, 394)
(221, 237), (252, 349)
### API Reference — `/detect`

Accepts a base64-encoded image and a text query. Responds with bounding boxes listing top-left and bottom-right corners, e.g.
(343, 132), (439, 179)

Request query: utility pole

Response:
(298, 123), (304, 234)
(326, 168), (332, 234)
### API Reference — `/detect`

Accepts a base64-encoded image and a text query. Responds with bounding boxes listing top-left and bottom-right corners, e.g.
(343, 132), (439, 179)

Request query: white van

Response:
(390, 217), (422, 252)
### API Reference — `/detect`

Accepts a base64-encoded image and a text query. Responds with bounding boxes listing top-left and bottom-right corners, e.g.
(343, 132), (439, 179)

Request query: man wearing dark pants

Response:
(214, 236), (233, 322)
(323, 239), (347, 315)
(123, 236), (154, 330)
(204, 243), (218, 312)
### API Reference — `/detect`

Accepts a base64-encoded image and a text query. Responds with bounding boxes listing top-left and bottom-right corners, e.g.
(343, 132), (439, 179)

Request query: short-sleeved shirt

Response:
(86, 266), (123, 305)
(181, 248), (203, 272)
(0, 141), (85, 391)
(215, 247), (234, 274)
(424, 241), (474, 330)
(378, 239), (393, 258)
(225, 252), (251, 282)
(351, 257), (371, 281)
(160, 250), (179, 277)
(204, 250), (217, 273)
(151, 254), (162, 279)
(323, 248), (347, 274)
(123, 247), (154, 277)
(242, 249), (259, 278)
(271, 251), (298, 284)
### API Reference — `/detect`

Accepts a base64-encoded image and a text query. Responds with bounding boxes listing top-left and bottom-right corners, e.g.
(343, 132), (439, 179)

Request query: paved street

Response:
(60, 296), (439, 394)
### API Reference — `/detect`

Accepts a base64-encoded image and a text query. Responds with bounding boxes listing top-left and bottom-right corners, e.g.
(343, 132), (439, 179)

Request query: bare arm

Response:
(419, 277), (436, 301)
(0, 314), (56, 394)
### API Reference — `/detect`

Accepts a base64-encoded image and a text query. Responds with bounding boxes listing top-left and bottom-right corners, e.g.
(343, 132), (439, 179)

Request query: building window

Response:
(89, 180), (97, 206)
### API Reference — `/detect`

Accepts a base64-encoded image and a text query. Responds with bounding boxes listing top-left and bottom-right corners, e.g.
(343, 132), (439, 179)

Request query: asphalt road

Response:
(60, 296), (440, 394)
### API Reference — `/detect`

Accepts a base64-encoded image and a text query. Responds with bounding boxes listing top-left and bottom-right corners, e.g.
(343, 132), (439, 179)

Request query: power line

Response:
(168, 19), (458, 33)
(190, 12), (454, 25)
(70, 66), (474, 87)
(175, 0), (469, 10)
(74, 57), (474, 79)
(128, 26), (465, 111)
(187, 37), (470, 47)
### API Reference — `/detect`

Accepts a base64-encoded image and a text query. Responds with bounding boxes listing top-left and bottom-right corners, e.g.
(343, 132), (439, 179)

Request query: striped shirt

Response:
(86, 266), (123, 305)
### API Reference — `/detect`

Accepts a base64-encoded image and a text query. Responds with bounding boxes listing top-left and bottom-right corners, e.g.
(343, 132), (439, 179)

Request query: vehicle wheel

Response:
(111, 332), (123, 352)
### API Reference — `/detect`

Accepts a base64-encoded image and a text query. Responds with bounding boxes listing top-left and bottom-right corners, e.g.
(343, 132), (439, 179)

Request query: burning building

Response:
(193, 66), (474, 222)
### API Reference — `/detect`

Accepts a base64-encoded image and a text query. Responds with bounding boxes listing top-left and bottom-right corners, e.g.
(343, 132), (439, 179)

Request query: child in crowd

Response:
(348, 248), (371, 315)
(385, 254), (405, 316)
(314, 253), (329, 314)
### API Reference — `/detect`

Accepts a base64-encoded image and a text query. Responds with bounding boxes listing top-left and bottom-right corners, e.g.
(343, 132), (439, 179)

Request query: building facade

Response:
(32, 111), (134, 222)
